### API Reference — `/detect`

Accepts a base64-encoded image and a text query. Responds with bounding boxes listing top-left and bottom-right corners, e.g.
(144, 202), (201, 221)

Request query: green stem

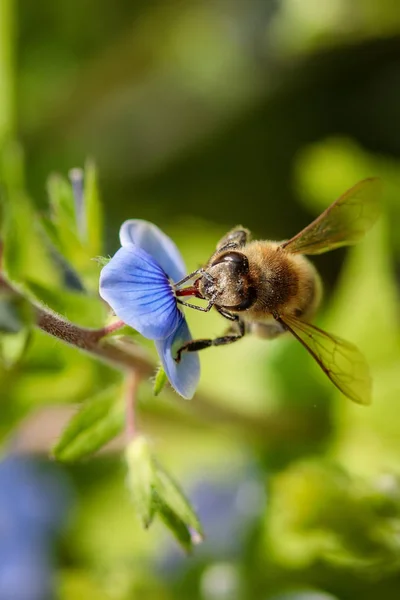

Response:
(0, 0), (15, 143)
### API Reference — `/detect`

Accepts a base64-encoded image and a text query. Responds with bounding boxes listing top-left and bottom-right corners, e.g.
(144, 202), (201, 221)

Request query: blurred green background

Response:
(1, 0), (400, 598)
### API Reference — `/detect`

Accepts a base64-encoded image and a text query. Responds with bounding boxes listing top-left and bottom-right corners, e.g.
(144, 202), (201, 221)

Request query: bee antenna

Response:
(176, 298), (214, 313)
(174, 268), (204, 289)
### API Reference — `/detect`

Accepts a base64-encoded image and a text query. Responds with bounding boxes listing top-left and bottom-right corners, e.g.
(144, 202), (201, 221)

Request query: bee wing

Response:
(278, 314), (372, 405)
(281, 178), (381, 255)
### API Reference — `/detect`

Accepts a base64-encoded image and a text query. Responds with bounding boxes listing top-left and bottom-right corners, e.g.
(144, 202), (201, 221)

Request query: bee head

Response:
(199, 251), (256, 311)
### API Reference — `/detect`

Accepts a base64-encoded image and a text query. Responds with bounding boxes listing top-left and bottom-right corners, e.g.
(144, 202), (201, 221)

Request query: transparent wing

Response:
(281, 178), (381, 255)
(279, 314), (372, 405)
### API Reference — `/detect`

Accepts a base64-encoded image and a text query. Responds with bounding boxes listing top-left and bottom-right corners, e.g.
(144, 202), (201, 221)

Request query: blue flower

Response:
(99, 220), (200, 399)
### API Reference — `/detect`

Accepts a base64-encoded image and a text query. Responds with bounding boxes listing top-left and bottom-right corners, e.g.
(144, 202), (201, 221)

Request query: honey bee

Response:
(174, 178), (382, 405)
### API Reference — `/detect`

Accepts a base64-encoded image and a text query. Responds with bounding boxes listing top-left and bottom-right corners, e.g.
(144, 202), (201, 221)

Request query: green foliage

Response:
(125, 436), (203, 551)
(93, 256), (111, 267)
(266, 460), (400, 573)
(0, 293), (33, 367)
(42, 164), (103, 292)
(125, 436), (155, 527)
(153, 366), (168, 396)
(0, 293), (32, 334)
(0, 0), (15, 142)
(84, 160), (103, 257)
(2, 2), (400, 597)
(53, 386), (124, 462)
(1, 190), (59, 288)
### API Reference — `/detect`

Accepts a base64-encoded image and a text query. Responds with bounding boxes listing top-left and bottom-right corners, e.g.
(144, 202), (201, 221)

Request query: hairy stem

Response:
(35, 306), (152, 377)
(0, 274), (326, 445)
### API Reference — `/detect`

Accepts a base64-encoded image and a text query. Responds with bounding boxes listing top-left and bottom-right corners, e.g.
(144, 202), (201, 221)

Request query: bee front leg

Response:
(175, 320), (245, 363)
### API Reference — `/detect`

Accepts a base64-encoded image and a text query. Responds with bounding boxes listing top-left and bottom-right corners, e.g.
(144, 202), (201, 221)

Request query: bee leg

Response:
(216, 227), (250, 252)
(175, 320), (245, 362)
(215, 306), (238, 322)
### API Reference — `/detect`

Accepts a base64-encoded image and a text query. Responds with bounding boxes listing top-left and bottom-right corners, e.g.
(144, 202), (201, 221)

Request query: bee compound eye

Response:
(211, 251), (249, 273)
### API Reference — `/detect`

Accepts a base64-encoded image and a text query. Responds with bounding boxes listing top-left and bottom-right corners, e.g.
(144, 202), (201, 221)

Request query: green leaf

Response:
(0, 294), (31, 334)
(0, 302), (21, 333)
(45, 173), (87, 274)
(0, 293), (34, 368)
(53, 386), (124, 462)
(26, 281), (106, 328)
(92, 256), (110, 267)
(43, 168), (101, 292)
(1, 191), (59, 287)
(124, 437), (203, 550)
(0, 141), (25, 196)
(0, 328), (32, 368)
(84, 160), (103, 256)
(47, 172), (77, 231)
(125, 436), (156, 527)
(153, 366), (167, 396)
(154, 461), (203, 542)
(156, 498), (194, 552)
(0, 0), (15, 143)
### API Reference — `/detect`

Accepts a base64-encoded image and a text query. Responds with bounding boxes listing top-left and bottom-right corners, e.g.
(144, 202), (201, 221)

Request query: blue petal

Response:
(100, 246), (181, 340)
(119, 220), (186, 283)
(155, 316), (200, 399)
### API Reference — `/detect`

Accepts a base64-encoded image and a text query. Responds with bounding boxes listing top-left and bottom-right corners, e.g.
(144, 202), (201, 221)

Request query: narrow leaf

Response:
(47, 173), (76, 230)
(156, 497), (193, 552)
(154, 462), (203, 543)
(69, 168), (85, 239)
(53, 386), (124, 462)
(26, 281), (106, 328)
(124, 443), (204, 550)
(93, 256), (110, 267)
(0, 294), (33, 367)
(84, 160), (103, 256)
(0, 295), (31, 334)
(1, 191), (59, 286)
(153, 367), (167, 396)
(125, 436), (156, 527)
(43, 169), (101, 292)
(0, 328), (32, 368)
(0, 141), (25, 196)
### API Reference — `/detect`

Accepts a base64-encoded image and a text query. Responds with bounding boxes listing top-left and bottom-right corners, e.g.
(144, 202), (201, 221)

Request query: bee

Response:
(174, 178), (382, 405)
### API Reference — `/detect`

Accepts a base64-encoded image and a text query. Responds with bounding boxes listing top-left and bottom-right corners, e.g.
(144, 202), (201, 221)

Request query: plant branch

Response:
(35, 305), (153, 378)
(0, 274), (327, 445)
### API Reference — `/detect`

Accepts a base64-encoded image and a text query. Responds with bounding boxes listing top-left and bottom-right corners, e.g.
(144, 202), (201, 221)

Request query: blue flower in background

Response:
(99, 220), (200, 399)
(0, 456), (73, 600)
(157, 466), (266, 577)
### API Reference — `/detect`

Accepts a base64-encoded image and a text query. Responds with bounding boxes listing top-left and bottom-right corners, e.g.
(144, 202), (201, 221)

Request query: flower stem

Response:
(35, 306), (152, 377)
(0, 274), (327, 446)
(96, 319), (126, 337)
